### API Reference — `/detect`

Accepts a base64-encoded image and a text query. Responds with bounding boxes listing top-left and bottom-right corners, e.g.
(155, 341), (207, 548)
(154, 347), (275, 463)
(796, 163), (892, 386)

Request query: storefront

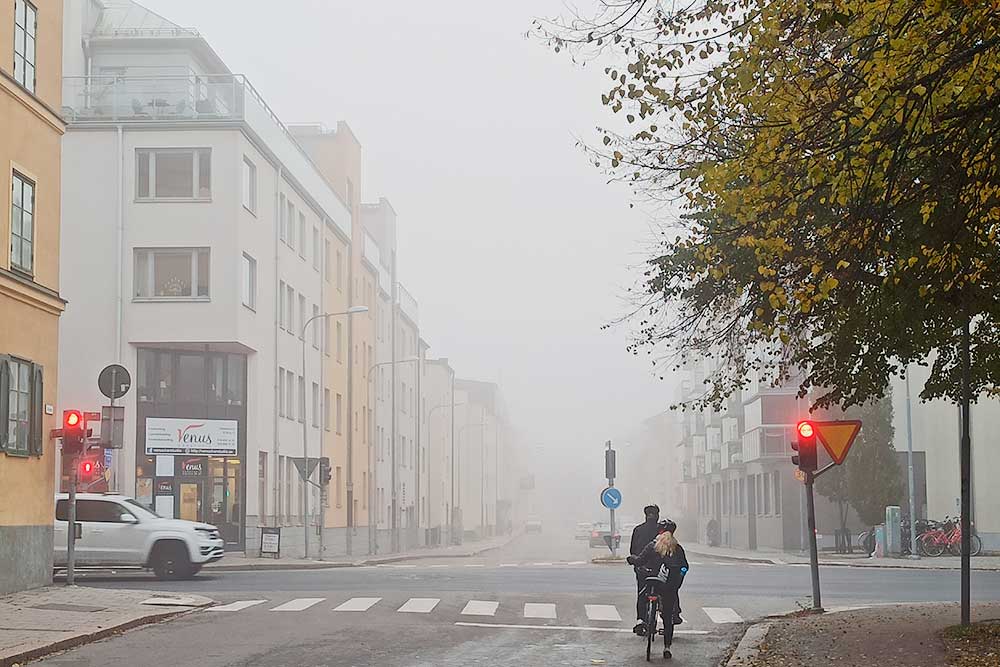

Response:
(135, 348), (247, 549)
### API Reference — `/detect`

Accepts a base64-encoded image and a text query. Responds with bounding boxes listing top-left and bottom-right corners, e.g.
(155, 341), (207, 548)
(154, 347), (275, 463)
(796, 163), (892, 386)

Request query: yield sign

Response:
(813, 420), (862, 465)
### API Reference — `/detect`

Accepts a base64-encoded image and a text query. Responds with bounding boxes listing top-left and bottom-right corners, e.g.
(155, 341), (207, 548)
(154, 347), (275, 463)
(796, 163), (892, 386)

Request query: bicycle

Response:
(919, 517), (982, 557)
(638, 565), (687, 661)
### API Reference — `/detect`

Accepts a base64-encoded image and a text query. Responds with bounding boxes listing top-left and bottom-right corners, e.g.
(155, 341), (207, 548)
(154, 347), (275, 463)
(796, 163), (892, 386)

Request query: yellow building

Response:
(0, 0), (65, 593)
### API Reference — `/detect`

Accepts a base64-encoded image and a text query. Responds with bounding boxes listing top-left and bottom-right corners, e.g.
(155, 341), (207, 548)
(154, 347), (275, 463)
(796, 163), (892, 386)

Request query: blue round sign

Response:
(601, 486), (622, 510)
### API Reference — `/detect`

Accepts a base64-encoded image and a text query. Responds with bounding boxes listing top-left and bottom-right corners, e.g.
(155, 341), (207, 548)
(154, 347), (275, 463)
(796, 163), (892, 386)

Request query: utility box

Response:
(885, 506), (902, 556)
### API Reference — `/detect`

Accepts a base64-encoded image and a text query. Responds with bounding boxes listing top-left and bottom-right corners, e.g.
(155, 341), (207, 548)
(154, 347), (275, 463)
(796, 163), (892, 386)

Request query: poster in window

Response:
(136, 478), (153, 508)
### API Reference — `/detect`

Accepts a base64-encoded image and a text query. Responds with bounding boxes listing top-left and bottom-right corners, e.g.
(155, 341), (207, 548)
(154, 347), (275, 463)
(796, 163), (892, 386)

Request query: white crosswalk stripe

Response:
(461, 600), (499, 616)
(523, 603), (557, 619)
(270, 598), (325, 612)
(702, 607), (743, 623)
(209, 600), (268, 612)
(334, 597), (382, 612)
(398, 598), (440, 613)
(498, 563), (519, 567)
(566, 561), (586, 565)
(584, 604), (622, 622)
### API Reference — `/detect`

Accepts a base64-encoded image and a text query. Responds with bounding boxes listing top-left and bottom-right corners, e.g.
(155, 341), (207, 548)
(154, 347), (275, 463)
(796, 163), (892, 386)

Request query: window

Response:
(279, 194), (287, 241)
(136, 149), (211, 199)
(323, 388), (331, 431)
(278, 281), (286, 329)
(298, 294), (306, 339)
(335, 466), (343, 508)
(324, 239), (331, 282)
(738, 477), (745, 515)
(312, 305), (320, 348)
(763, 473), (771, 515)
(13, 1), (36, 93)
(773, 471), (782, 515)
(312, 382), (319, 427)
(323, 318), (330, 356)
(134, 248), (210, 299)
(313, 227), (320, 269)
(287, 200), (295, 249)
(286, 369), (295, 418)
(2, 357), (42, 456)
(298, 213), (306, 259)
(10, 172), (35, 274)
(286, 284), (294, 333)
(241, 253), (256, 309)
(72, 500), (135, 523)
(336, 250), (344, 289)
(278, 367), (285, 417)
(336, 322), (343, 362)
(297, 375), (305, 423)
(401, 382), (407, 413)
(242, 157), (257, 212)
(336, 393), (343, 434)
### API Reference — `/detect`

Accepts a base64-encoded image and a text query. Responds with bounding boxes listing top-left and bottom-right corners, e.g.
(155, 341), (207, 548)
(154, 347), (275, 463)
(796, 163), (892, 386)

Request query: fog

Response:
(137, 0), (671, 522)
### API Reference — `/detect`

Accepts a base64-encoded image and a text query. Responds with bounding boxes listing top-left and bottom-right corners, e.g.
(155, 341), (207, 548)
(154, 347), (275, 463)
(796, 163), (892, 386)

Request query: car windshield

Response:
(123, 498), (161, 519)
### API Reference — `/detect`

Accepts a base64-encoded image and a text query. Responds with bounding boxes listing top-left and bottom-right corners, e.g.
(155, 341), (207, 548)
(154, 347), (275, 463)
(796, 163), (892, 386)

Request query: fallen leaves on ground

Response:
(942, 621), (1000, 666)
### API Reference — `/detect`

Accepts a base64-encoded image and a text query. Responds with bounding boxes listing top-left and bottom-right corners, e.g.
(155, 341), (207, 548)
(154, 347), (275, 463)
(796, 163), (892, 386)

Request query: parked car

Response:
(589, 522), (621, 549)
(525, 517), (543, 533)
(575, 521), (593, 540)
(54, 493), (224, 579)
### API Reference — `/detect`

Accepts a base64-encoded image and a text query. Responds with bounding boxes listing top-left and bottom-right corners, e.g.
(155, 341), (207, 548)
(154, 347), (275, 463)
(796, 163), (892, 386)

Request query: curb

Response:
(686, 548), (1000, 572)
(685, 548), (778, 565)
(0, 606), (197, 667)
(725, 621), (771, 666)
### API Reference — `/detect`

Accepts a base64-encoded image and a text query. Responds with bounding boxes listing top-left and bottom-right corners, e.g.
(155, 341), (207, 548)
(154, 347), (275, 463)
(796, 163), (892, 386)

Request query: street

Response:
(37, 530), (1000, 666)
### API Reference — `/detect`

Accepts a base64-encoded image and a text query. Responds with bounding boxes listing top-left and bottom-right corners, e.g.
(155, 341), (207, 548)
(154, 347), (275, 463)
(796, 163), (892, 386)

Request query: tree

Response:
(817, 394), (903, 531)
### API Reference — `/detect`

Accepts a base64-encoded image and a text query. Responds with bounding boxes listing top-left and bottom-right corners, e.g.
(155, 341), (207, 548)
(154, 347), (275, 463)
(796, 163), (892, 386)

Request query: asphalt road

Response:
(38, 531), (1000, 666)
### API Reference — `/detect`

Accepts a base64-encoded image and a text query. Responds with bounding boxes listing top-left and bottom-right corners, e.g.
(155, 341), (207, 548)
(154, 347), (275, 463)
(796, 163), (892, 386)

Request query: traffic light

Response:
(79, 458), (95, 479)
(62, 410), (86, 455)
(791, 420), (818, 472)
(319, 457), (332, 486)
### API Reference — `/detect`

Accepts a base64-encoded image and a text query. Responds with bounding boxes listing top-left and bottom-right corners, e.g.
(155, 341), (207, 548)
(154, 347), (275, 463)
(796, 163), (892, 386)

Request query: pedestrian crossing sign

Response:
(813, 420), (862, 465)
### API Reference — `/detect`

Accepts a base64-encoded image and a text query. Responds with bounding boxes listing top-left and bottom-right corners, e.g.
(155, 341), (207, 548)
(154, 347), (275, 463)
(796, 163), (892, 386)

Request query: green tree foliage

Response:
(817, 394), (903, 528)
(536, 0), (1000, 412)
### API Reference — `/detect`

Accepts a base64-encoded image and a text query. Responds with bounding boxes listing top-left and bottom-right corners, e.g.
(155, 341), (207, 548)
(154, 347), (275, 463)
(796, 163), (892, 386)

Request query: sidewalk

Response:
(0, 585), (211, 667)
(687, 542), (1000, 571)
(205, 533), (516, 571)
(728, 602), (1000, 667)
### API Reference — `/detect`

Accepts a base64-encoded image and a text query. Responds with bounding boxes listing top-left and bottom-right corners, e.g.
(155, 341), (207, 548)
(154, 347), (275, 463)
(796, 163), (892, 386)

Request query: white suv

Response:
(54, 493), (224, 579)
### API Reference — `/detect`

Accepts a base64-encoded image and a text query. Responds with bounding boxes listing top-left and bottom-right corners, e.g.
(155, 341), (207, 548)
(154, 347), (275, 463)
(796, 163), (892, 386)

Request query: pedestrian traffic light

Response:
(63, 410), (86, 455)
(791, 420), (818, 472)
(80, 459), (95, 477)
(319, 456), (332, 486)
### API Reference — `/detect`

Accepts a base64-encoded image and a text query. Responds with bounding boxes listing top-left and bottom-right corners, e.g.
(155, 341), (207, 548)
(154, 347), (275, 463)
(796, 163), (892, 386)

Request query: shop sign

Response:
(260, 527), (281, 557)
(145, 418), (238, 456)
(179, 457), (205, 477)
(156, 479), (173, 495)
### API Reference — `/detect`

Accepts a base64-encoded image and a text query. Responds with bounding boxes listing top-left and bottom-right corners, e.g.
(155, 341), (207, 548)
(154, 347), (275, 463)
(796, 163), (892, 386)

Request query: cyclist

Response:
(627, 523), (689, 640)
(630, 505), (661, 632)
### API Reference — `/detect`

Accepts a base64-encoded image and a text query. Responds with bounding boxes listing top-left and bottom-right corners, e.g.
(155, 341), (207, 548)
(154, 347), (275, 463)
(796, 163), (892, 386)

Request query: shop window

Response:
(176, 354), (206, 404)
(226, 355), (244, 405)
(134, 248), (210, 299)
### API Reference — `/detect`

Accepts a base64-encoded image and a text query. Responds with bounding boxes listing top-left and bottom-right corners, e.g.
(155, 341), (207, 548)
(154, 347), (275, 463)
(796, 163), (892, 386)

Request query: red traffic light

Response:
(80, 460), (95, 476)
(64, 410), (83, 429)
(797, 421), (814, 439)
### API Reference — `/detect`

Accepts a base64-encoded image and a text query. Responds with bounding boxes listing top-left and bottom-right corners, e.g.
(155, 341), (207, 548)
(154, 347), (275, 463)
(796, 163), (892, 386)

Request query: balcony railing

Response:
(62, 75), (246, 123)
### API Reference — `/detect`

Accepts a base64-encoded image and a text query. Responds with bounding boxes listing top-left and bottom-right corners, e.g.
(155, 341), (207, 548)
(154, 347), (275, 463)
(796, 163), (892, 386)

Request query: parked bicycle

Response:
(918, 517), (982, 557)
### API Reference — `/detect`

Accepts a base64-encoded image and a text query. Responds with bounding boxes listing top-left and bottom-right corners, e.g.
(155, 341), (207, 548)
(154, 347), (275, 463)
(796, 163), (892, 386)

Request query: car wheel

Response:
(152, 542), (193, 580)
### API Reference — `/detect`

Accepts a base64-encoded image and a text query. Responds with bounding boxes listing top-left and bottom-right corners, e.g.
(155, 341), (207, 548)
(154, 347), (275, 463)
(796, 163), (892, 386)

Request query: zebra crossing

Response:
(207, 595), (746, 628)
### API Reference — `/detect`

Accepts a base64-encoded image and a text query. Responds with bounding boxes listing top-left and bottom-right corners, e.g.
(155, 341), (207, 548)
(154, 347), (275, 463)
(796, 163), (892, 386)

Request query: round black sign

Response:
(98, 364), (132, 400)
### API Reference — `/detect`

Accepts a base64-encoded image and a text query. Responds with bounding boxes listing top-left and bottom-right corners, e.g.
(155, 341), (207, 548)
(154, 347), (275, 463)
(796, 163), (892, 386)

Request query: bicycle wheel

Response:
(971, 534), (983, 557)
(856, 530), (870, 550)
(921, 533), (945, 557)
(646, 598), (657, 662)
(862, 531), (876, 555)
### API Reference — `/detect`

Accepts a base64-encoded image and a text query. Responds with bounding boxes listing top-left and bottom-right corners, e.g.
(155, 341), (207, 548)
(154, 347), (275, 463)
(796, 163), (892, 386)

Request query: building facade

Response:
(0, 0), (65, 594)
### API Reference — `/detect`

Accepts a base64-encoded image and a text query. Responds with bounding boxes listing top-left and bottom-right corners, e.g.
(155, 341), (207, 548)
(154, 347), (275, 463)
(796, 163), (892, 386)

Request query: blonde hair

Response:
(654, 531), (679, 557)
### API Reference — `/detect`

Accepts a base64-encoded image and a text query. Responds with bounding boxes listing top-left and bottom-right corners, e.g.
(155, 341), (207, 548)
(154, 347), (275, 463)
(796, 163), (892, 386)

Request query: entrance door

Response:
(179, 482), (202, 522)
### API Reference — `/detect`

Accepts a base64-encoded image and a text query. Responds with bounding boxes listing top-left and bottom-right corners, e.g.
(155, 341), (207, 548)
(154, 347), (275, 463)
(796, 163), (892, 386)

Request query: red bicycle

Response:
(918, 517), (982, 557)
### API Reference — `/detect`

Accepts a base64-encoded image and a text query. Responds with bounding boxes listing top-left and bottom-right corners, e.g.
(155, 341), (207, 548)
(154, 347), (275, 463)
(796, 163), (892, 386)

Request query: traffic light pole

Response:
(66, 452), (78, 586)
(804, 472), (822, 611)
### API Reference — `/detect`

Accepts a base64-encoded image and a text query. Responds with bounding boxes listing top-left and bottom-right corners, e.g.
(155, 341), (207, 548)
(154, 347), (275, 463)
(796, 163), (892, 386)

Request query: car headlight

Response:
(195, 527), (220, 541)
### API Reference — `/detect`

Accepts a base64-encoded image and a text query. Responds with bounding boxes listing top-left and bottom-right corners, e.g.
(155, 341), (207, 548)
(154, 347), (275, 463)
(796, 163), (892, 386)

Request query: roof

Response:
(93, 0), (199, 38)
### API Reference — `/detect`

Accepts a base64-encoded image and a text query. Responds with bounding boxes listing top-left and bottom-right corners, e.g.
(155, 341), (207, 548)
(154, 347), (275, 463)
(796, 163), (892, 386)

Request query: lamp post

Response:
(301, 305), (367, 560)
(366, 357), (418, 554)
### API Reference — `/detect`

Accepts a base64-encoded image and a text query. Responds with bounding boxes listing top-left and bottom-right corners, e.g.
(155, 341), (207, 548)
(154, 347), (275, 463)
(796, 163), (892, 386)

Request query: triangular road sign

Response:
(291, 456), (320, 481)
(814, 420), (862, 465)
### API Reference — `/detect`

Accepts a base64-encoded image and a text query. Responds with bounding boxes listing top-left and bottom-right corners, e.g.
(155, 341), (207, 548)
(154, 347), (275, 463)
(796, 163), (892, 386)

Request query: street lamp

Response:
(301, 305), (367, 560)
(366, 357), (418, 555)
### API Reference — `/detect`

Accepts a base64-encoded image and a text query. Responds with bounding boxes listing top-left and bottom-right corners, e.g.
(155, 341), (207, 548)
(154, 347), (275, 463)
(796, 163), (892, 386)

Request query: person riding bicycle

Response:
(630, 505), (661, 631)
(627, 520), (689, 636)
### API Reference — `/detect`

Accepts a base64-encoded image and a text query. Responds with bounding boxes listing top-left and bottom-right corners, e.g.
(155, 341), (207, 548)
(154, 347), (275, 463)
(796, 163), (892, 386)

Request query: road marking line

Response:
(464, 564), (485, 568)
(688, 561), (704, 566)
(270, 598), (325, 612)
(391, 564), (417, 568)
(334, 597), (381, 612)
(397, 598), (440, 613)
(429, 564), (448, 568)
(455, 622), (710, 635)
(584, 604), (622, 622)
(524, 603), (557, 619)
(532, 562), (553, 566)
(498, 563), (519, 567)
(703, 607), (743, 623)
(209, 600), (267, 612)
(565, 561), (586, 565)
(461, 600), (500, 616)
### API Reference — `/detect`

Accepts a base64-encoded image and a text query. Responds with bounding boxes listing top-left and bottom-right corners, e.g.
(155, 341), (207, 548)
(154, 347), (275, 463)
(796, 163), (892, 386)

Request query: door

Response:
(55, 499), (104, 565)
(179, 482), (202, 522)
(77, 499), (144, 564)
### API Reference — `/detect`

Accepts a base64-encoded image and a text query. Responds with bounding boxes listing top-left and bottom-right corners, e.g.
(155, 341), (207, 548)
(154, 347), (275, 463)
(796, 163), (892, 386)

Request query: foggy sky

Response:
(142, 0), (669, 475)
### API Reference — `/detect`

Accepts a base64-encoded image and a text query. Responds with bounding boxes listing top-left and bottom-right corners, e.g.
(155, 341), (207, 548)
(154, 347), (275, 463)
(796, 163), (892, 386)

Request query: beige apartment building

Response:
(0, 0), (65, 593)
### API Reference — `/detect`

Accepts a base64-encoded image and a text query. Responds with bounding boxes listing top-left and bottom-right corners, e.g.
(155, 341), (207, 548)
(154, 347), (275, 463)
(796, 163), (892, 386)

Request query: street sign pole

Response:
(606, 441), (617, 557)
(66, 452), (78, 586)
(804, 471), (822, 611)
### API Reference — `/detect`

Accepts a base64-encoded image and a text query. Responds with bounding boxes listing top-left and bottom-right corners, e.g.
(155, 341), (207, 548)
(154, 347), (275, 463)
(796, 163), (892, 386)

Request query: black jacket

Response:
(630, 519), (659, 556)
(631, 542), (689, 586)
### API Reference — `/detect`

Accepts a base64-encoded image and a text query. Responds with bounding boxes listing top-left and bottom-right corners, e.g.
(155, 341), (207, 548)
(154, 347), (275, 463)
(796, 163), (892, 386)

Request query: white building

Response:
(423, 357), (456, 545)
(58, 0), (352, 556)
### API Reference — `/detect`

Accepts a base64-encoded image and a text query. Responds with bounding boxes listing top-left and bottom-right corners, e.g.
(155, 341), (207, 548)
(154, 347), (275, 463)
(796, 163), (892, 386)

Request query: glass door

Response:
(178, 481), (202, 522)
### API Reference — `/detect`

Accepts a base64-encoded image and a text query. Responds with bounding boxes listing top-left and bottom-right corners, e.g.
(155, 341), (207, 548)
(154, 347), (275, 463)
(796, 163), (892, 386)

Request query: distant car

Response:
(54, 493), (224, 579)
(525, 518), (543, 533)
(575, 521), (592, 540)
(589, 522), (621, 549)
